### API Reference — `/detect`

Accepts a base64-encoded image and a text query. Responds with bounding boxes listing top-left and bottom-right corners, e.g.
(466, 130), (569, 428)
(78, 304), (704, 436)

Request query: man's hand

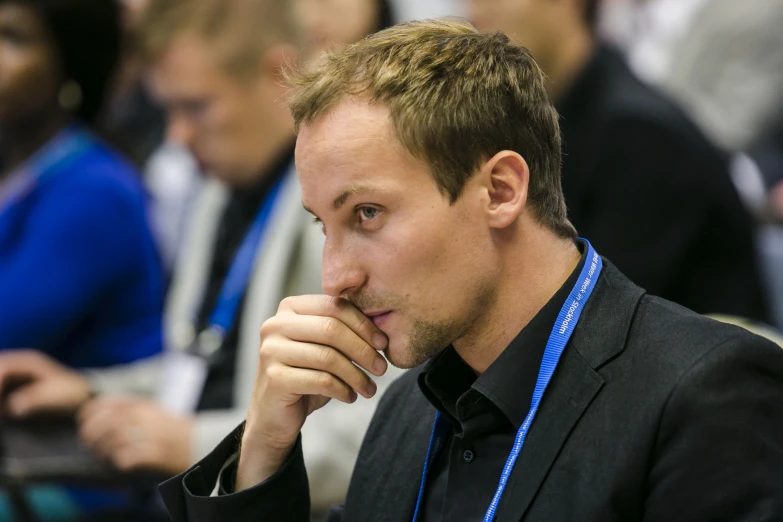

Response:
(236, 295), (389, 492)
(0, 350), (93, 417)
(78, 395), (194, 475)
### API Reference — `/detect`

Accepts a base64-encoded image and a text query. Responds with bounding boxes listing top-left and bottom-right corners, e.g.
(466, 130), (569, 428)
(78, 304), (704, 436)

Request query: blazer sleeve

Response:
(160, 424), (324, 522)
(643, 334), (783, 521)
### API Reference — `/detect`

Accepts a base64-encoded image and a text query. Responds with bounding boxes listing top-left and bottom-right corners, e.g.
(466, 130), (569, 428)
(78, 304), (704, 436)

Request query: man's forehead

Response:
(296, 100), (396, 157)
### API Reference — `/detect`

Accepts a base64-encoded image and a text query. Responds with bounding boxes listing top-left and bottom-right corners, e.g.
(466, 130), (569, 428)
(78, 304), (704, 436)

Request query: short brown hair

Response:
(287, 18), (575, 239)
(136, 0), (301, 79)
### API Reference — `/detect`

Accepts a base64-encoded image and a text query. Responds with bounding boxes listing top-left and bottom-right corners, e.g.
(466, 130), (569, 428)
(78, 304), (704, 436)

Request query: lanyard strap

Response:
(191, 173), (287, 359)
(0, 125), (94, 214)
(412, 240), (603, 522)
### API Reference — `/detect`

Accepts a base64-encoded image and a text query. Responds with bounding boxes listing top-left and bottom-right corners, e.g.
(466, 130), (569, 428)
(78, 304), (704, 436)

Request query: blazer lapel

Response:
(496, 261), (645, 521)
(342, 377), (436, 522)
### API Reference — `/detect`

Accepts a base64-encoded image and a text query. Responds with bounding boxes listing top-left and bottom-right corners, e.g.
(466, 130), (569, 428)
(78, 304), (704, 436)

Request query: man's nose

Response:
(321, 239), (366, 297)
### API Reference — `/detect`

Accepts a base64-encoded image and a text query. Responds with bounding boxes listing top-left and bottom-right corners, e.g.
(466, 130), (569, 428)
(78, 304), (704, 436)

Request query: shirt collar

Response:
(419, 240), (588, 433)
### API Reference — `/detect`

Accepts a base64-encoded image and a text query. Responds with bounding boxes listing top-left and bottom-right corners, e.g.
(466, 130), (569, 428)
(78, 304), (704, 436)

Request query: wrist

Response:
(235, 428), (295, 492)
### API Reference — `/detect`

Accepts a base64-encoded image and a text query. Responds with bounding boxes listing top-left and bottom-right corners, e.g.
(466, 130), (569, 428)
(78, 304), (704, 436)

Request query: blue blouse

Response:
(0, 126), (164, 368)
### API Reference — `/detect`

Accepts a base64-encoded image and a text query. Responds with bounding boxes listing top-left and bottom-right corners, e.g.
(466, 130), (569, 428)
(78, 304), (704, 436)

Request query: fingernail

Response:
(366, 380), (377, 398)
(373, 333), (388, 349)
(373, 356), (387, 375)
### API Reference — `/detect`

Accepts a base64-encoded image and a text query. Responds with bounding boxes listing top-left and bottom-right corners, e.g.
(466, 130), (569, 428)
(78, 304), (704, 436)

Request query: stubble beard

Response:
(352, 278), (497, 370)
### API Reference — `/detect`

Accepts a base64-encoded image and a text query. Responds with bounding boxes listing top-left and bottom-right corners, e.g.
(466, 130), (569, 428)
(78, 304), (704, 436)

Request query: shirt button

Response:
(463, 449), (475, 463)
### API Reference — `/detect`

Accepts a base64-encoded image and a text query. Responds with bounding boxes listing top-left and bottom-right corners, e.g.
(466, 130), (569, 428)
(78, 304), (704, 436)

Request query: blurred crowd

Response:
(0, 0), (780, 520)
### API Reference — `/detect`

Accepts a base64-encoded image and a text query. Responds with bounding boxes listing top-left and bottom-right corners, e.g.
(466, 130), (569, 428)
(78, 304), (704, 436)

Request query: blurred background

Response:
(0, 0), (781, 520)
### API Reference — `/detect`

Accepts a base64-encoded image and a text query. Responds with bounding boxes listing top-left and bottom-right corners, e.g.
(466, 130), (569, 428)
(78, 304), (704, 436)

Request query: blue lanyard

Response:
(411, 240), (603, 522)
(193, 173), (287, 358)
(0, 125), (93, 215)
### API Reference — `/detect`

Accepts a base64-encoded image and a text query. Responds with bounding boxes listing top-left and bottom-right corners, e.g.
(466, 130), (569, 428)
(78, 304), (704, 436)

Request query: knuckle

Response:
(316, 372), (334, 390)
(320, 317), (339, 337)
(258, 339), (276, 364)
(264, 363), (286, 386)
(278, 296), (295, 312)
(259, 318), (277, 341)
(317, 346), (335, 367)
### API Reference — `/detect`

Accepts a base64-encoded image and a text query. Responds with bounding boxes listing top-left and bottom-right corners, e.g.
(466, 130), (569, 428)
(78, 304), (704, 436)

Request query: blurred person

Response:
(390, 0), (461, 21)
(661, 0), (783, 151)
(0, 0), (163, 388)
(0, 0), (164, 517)
(0, 0), (402, 516)
(98, 0), (165, 169)
(732, 118), (783, 331)
(294, 0), (393, 61)
(467, 0), (769, 322)
(156, 20), (783, 521)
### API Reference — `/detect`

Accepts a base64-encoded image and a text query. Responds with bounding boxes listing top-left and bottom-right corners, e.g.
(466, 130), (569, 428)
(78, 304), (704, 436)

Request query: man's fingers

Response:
(280, 295), (388, 351)
(78, 396), (135, 424)
(266, 364), (358, 405)
(0, 350), (46, 388)
(111, 445), (147, 472)
(6, 382), (56, 417)
(272, 315), (387, 377)
(266, 341), (377, 398)
(79, 402), (123, 450)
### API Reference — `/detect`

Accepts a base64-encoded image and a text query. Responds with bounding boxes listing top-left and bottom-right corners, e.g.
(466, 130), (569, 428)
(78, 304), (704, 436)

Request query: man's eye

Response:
(358, 207), (380, 221)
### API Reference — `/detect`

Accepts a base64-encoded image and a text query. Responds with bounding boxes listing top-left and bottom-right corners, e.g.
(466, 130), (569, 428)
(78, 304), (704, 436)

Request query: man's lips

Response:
(364, 310), (393, 328)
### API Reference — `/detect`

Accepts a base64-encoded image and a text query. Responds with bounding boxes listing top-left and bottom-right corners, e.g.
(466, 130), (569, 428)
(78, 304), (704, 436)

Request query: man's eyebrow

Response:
(332, 186), (373, 210)
(302, 185), (376, 218)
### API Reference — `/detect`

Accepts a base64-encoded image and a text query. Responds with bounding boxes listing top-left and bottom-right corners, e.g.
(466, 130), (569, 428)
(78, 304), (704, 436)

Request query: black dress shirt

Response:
(556, 45), (768, 322)
(418, 246), (587, 521)
(196, 146), (295, 411)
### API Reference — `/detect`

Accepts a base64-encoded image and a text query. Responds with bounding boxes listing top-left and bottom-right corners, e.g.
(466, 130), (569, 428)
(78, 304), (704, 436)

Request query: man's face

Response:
(297, 101), (500, 368)
(149, 35), (270, 184)
(467, 0), (567, 69)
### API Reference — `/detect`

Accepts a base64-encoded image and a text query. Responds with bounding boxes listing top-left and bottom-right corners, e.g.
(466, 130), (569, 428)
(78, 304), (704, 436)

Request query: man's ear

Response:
(481, 150), (530, 229)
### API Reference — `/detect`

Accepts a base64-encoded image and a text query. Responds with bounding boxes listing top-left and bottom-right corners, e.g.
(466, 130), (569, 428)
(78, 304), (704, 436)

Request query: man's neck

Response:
(453, 227), (582, 375)
(544, 28), (595, 102)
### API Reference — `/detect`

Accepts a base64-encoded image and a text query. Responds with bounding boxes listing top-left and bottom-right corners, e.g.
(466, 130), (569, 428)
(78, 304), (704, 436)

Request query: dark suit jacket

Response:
(558, 46), (768, 322)
(160, 260), (783, 521)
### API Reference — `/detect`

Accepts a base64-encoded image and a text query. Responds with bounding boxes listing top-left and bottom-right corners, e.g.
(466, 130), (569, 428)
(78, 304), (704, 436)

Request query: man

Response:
(0, 0), (400, 513)
(468, 0), (769, 322)
(160, 20), (783, 521)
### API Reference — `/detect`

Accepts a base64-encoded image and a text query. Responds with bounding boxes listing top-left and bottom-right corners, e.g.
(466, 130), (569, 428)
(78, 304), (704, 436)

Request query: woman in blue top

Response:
(0, 0), (164, 368)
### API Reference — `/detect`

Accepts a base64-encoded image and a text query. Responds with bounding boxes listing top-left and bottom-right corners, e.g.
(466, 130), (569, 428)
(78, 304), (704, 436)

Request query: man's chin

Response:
(382, 342), (443, 370)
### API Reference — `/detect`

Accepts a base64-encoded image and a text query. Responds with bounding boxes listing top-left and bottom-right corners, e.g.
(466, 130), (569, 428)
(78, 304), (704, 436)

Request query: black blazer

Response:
(558, 46), (768, 322)
(160, 261), (783, 521)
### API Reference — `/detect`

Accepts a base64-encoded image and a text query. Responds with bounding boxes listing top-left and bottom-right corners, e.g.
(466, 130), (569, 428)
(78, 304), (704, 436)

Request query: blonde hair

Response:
(287, 18), (575, 238)
(136, 0), (301, 79)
